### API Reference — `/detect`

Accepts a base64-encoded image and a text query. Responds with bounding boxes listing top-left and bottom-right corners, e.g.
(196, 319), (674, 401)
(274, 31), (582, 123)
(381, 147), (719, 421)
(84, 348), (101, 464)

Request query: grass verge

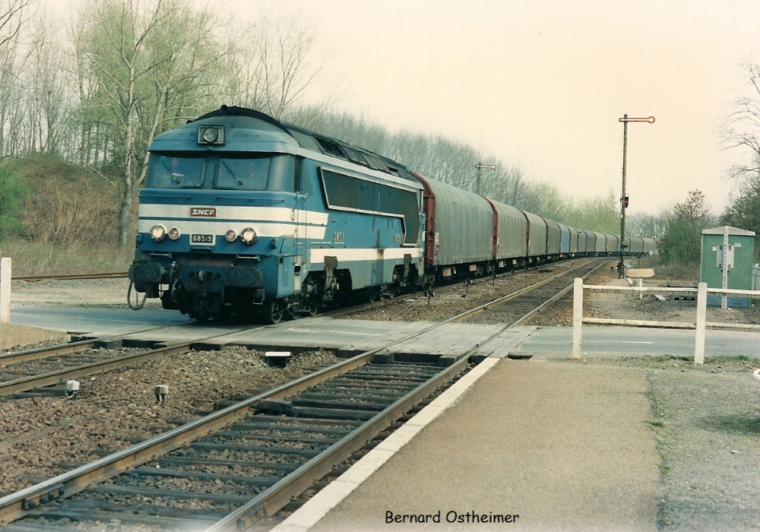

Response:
(0, 241), (133, 277)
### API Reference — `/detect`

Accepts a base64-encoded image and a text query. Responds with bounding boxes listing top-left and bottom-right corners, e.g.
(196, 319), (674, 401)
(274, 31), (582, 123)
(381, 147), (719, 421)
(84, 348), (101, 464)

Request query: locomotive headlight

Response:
(150, 225), (167, 242)
(197, 125), (225, 145)
(241, 227), (257, 245)
(225, 229), (237, 242)
(202, 127), (219, 143)
(168, 227), (181, 240)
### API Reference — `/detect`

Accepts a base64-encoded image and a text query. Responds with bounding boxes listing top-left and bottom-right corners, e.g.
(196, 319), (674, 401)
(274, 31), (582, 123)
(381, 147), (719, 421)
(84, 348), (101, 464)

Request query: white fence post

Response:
(572, 278), (583, 360)
(0, 257), (10, 324)
(694, 282), (707, 364)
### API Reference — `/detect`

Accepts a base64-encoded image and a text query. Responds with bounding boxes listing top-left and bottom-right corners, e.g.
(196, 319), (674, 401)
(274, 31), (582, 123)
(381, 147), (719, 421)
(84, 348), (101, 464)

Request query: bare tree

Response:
(0, 0), (35, 156)
(73, 0), (230, 246)
(224, 11), (334, 121)
(73, 0), (179, 245)
(0, 0), (33, 50)
(21, 9), (71, 154)
(722, 58), (760, 179)
(133, 2), (230, 187)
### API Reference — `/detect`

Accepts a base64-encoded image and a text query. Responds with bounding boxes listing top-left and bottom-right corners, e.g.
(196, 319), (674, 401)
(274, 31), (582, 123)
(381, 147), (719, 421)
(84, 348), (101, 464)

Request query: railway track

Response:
(12, 273), (128, 283)
(334, 257), (605, 324)
(0, 325), (265, 399)
(0, 336), (471, 530)
(0, 260), (604, 531)
(458, 258), (605, 326)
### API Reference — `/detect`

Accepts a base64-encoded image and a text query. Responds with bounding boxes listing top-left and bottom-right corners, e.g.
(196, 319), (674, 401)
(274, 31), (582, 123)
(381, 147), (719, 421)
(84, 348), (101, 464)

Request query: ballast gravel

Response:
(0, 346), (338, 494)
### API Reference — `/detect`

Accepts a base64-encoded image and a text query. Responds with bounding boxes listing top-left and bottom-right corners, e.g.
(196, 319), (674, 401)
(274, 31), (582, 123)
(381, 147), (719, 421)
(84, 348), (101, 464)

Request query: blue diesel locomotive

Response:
(129, 106), (425, 322)
(128, 106), (656, 322)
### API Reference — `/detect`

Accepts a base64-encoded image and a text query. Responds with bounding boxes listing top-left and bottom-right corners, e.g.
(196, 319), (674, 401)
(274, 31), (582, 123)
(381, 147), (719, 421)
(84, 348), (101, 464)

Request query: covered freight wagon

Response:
(520, 210), (548, 257)
(546, 219), (561, 259)
(491, 201), (529, 261)
(416, 175), (493, 271)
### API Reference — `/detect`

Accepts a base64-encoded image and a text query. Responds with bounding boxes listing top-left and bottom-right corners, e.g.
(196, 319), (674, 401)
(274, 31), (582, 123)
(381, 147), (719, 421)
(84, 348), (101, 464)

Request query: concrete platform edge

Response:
(271, 357), (501, 532)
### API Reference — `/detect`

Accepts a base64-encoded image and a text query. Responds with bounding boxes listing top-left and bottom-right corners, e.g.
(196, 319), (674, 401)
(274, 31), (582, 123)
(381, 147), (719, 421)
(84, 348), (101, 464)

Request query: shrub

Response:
(12, 154), (122, 244)
(0, 164), (29, 239)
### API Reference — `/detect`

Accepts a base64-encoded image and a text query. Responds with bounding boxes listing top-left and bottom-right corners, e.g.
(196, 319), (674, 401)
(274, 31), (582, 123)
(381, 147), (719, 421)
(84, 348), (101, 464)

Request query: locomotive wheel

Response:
(265, 300), (285, 324)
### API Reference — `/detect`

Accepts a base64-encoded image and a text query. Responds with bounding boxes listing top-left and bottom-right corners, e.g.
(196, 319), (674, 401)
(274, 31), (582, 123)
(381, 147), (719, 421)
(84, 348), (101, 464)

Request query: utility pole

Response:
(618, 114), (655, 278)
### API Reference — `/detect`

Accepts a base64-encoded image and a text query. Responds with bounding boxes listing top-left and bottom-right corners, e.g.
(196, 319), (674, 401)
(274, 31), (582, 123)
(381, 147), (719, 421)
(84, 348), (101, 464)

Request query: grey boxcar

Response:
(520, 210), (548, 257)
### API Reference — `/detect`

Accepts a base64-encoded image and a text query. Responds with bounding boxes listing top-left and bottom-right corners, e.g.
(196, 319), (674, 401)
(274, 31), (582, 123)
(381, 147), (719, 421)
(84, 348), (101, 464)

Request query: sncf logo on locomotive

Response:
(190, 207), (217, 217)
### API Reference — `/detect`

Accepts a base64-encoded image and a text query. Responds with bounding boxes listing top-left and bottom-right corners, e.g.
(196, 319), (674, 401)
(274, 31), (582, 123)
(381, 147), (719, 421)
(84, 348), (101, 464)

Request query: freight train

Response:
(127, 105), (656, 322)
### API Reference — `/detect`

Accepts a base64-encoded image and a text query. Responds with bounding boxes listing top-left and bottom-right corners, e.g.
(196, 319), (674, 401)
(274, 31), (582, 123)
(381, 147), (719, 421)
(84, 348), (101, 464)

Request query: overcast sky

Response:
(226, 0), (759, 217)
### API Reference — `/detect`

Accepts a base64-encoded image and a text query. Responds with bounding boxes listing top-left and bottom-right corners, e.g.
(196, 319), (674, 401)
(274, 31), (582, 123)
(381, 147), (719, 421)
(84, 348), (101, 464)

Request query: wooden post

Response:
(0, 258), (10, 323)
(572, 278), (583, 360)
(694, 282), (707, 364)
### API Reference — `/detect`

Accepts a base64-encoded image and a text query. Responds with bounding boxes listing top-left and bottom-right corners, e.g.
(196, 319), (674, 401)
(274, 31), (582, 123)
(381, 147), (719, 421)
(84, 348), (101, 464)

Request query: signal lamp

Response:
(225, 229), (237, 242)
(168, 227), (181, 240)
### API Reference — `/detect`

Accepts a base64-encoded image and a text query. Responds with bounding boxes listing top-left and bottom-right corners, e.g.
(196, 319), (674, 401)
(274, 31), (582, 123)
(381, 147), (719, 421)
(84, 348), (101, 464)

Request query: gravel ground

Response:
(5, 263), (760, 531)
(10, 278), (162, 310)
(345, 259), (594, 323)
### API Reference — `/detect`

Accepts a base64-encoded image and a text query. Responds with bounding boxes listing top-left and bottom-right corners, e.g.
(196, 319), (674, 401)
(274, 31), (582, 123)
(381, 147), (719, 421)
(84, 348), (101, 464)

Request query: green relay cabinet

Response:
(700, 226), (755, 307)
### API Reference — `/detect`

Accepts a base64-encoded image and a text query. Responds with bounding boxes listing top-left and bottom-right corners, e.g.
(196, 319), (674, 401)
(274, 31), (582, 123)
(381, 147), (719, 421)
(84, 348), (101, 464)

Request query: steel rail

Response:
(0, 323), (179, 366)
(0, 348), (376, 524)
(0, 277), (501, 524)
(0, 338), (102, 366)
(207, 354), (470, 531)
(511, 260), (608, 327)
(325, 258), (599, 320)
(205, 261), (608, 530)
(0, 325), (261, 397)
(205, 263), (608, 529)
(12, 272), (128, 283)
(450, 258), (603, 322)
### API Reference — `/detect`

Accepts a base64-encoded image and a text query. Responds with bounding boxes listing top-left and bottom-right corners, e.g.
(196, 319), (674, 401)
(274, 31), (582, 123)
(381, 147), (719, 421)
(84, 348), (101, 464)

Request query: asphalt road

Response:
(10, 305), (760, 360)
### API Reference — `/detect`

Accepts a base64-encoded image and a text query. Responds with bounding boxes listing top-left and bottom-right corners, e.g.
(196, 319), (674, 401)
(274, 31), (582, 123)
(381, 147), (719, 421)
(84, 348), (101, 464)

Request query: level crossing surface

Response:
(9, 306), (760, 360)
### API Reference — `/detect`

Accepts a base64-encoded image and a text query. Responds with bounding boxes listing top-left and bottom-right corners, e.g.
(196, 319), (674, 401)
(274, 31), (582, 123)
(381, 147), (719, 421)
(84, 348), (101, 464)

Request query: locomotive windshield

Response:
(215, 154), (296, 191)
(153, 154), (206, 188)
(215, 155), (271, 190)
(148, 152), (296, 191)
